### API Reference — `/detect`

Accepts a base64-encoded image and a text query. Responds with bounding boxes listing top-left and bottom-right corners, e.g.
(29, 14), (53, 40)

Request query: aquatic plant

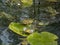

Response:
(8, 0), (60, 45)
(8, 22), (58, 45)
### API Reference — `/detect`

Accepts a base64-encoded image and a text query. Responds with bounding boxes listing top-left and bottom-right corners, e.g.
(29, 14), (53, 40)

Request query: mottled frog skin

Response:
(9, 22), (28, 36)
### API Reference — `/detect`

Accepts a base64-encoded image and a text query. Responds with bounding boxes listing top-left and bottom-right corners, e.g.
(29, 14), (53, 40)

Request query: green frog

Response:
(9, 22), (34, 36)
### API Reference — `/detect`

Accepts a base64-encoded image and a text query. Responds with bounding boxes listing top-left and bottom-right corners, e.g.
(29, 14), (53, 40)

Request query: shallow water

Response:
(0, 27), (22, 45)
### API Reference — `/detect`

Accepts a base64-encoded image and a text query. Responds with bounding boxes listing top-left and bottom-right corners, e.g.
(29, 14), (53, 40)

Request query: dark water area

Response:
(46, 22), (60, 45)
(0, 27), (23, 45)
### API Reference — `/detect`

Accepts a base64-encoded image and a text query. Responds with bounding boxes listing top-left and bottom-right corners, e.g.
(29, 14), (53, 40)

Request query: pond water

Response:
(0, 0), (60, 45)
(0, 27), (22, 45)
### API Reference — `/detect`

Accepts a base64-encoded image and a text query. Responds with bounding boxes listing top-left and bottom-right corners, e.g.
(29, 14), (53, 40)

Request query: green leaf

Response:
(8, 22), (28, 36)
(27, 32), (58, 45)
(21, 0), (33, 7)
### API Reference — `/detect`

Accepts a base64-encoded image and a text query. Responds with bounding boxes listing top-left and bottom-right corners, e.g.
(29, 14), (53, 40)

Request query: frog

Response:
(8, 22), (34, 36)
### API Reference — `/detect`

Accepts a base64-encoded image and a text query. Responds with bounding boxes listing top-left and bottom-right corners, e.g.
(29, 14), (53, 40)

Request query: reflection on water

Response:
(0, 27), (21, 45)
(0, 27), (12, 45)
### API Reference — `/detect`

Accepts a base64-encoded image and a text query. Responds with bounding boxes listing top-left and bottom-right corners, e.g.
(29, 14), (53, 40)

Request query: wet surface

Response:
(0, 0), (60, 45)
(0, 27), (22, 45)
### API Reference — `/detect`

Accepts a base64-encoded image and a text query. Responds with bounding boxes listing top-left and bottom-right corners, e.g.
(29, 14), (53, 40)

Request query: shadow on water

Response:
(0, 27), (23, 45)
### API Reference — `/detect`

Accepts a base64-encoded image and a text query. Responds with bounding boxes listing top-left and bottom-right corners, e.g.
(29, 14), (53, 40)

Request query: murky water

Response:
(0, 0), (60, 45)
(0, 27), (22, 45)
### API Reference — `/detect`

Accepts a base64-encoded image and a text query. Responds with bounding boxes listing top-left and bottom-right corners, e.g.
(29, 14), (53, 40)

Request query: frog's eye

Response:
(24, 29), (34, 33)
(30, 29), (34, 33)
(23, 27), (34, 34)
(23, 27), (27, 31)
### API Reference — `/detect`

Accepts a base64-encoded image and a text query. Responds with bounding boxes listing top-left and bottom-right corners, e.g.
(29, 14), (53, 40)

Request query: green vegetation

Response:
(0, 0), (60, 45)
(8, 0), (59, 45)
(9, 22), (58, 45)
(27, 32), (58, 45)
(21, 0), (33, 7)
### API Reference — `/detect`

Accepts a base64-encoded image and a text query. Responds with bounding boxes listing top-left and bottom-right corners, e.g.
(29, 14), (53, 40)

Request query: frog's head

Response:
(9, 22), (34, 36)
